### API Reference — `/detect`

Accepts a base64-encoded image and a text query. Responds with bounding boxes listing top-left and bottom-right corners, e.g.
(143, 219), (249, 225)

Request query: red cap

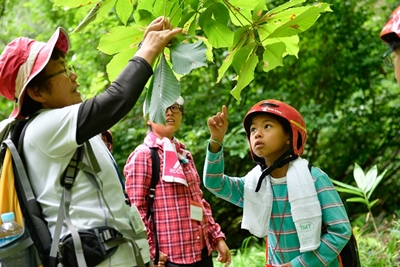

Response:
(0, 27), (70, 118)
(380, 6), (400, 43)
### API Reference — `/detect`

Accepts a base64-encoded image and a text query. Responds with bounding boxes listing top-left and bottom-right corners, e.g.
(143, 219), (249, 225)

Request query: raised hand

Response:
(136, 16), (181, 66)
(207, 105), (228, 153)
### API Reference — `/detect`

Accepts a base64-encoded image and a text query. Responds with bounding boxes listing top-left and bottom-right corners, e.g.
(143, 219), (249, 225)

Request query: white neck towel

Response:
(156, 137), (188, 186)
(242, 157), (322, 253)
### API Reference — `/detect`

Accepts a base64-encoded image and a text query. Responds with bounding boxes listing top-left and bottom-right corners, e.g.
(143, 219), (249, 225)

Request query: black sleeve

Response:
(76, 57), (153, 145)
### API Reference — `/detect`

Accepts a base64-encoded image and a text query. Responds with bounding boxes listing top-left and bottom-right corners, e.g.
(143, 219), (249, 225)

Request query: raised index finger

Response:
(221, 105), (228, 120)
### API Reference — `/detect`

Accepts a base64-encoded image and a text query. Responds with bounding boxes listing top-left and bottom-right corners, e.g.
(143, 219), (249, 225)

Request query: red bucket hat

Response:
(0, 27), (70, 118)
(380, 5), (400, 43)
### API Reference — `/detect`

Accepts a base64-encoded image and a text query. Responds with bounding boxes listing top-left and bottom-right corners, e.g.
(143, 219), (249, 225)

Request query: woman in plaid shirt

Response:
(203, 101), (352, 267)
(124, 97), (231, 267)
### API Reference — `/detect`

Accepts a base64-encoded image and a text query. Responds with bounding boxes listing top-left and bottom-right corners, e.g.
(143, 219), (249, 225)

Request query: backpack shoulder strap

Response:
(149, 147), (160, 208)
(147, 146), (160, 263)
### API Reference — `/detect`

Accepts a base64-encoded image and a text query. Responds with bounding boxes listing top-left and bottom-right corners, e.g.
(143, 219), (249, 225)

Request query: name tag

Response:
(190, 200), (203, 221)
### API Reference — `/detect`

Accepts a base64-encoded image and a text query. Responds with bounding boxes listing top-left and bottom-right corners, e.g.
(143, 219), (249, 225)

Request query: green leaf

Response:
(211, 2), (230, 26)
(335, 187), (364, 197)
(146, 54), (181, 124)
(106, 48), (136, 82)
(72, 1), (101, 32)
(353, 163), (367, 192)
(228, 0), (265, 10)
(368, 199), (379, 209)
(252, 0), (267, 22)
(346, 197), (368, 205)
(233, 43), (256, 73)
(170, 41), (208, 75)
(267, 3), (331, 39)
(266, 0), (306, 15)
(229, 7), (252, 27)
(260, 36), (300, 57)
(116, 0), (133, 26)
(366, 169), (387, 199)
(331, 179), (363, 193)
(364, 165), (378, 193)
(187, 0), (199, 10)
(196, 36), (214, 62)
(231, 52), (258, 101)
(262, 42), (285, 72)
(98, 26), (142, 55)
(216, 35), (246, 83)
(203, 19), (234, 48)
(53, 0), (97, 8)
(136, 0), (155, 15)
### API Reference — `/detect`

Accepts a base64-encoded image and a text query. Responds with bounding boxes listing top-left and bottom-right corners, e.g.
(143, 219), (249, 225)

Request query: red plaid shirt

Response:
(124, 134), (225, 264)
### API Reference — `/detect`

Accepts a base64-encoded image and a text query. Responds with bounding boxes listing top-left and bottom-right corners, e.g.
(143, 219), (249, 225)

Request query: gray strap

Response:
(86, 141), (101, 173)
(63, 187), (87, 267)
(3, 139), (35, 203)
(49, 189), (66, 258)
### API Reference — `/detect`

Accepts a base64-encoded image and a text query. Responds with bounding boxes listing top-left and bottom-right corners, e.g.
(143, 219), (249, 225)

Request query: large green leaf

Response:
(203, 19), (234, 48)
(98, 26), (142, 55)
(53, 0), (97, 8)
(231, 51), (258, 101)
(262, 42), (285, 72)
(216, 28), (248, 83)
(170, 41), (208, 75)
(266, 0), (306, 15)
(145, 54), (181, 124)
(267, 3), (332, 39)
(228, 0), (264, 10)
(106, 48), (136, 82)
(232, 43), (255, 73)
(260, 36), (300, 57)
(116, 0), (134, 26)
(229, 7), (252, 27)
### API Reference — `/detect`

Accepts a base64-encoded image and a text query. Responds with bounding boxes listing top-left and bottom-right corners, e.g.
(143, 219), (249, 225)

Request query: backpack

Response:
(0, 118), (148, 267)
(265, 164), (361, 267)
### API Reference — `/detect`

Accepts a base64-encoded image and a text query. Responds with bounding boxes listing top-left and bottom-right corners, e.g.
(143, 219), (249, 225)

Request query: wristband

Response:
(210, 139), (223, 147)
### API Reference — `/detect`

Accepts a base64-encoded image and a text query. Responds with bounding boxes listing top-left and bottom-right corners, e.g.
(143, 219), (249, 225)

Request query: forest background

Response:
(0, 0), (399, 265)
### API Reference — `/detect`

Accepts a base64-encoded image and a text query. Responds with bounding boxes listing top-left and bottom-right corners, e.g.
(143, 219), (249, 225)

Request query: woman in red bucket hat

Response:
(0, 17), (181, 267)
(380, 5), (400, 85)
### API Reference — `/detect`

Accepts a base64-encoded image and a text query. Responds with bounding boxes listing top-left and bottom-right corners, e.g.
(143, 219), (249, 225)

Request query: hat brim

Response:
(11, 27), (70, 119)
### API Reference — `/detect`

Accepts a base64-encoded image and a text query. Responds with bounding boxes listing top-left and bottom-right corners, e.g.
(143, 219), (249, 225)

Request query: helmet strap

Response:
(255, 151), (298, 192)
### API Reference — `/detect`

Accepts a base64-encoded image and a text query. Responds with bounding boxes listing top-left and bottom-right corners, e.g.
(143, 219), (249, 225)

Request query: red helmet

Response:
(380, 6), (400, 44)
(243, 99), (307, 165)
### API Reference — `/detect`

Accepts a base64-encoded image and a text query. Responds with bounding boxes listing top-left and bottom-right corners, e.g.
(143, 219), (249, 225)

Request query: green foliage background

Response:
(0, 0), (399, 251)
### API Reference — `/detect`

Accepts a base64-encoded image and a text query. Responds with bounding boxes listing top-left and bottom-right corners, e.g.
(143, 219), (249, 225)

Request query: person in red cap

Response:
(203, 102), (353, 267)
(0, 17), (181, 267)
(380, 5), (400, 85)
(124, 96), (231, 267)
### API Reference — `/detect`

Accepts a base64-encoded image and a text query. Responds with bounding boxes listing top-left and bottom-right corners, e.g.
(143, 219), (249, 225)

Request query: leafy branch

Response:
(52, 0), (332, 123)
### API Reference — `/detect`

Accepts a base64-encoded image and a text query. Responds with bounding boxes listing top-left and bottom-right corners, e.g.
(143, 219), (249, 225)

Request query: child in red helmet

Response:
(380, 5), (400, 85)
(204, 101), (352, 267)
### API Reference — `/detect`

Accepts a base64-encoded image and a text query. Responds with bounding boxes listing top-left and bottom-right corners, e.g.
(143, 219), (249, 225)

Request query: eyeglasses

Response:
(45, 65), (76, 80)
(383, 49), (394, 68)
(166, 104), (183, 114)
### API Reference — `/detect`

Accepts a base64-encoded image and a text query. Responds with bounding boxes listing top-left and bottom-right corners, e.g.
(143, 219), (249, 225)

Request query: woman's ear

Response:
(26, 87), (46, 103)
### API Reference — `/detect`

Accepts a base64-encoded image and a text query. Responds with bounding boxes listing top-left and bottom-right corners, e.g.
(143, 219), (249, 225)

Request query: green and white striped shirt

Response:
(203, 146), (352, 267)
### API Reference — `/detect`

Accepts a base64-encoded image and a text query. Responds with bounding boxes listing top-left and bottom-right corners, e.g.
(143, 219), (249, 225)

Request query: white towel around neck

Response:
(242, 157), (322, 253)
(156, 137), (188, 186)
